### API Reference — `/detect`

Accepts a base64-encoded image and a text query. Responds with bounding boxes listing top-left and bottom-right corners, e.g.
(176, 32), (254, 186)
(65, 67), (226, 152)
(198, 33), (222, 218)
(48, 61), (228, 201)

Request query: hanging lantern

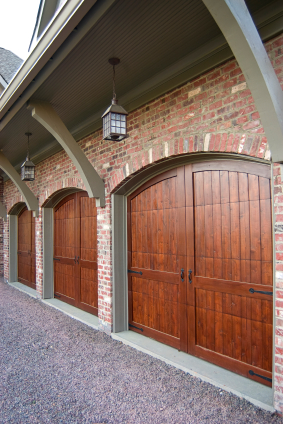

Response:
(102, 58), (128, 142)
(21, 132), (35, 181)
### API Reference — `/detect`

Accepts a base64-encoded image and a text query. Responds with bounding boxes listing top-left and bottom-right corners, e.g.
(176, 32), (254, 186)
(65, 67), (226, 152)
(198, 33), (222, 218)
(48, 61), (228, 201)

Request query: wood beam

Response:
(28, 101), (105, 207)
(0, 152), (39, 216)
(202, 0), (283, 162)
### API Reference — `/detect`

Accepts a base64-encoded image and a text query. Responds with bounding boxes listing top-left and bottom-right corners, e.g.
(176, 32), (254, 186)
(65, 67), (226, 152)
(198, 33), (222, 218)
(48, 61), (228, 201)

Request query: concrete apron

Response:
(9, 281), (274, 413)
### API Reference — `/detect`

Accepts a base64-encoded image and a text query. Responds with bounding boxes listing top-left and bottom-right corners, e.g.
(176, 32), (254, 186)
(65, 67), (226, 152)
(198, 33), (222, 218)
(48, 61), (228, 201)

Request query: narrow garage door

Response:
(18, 206), (36, 289)
(53, 192), (98, 315)
(128, 160), (273, 386)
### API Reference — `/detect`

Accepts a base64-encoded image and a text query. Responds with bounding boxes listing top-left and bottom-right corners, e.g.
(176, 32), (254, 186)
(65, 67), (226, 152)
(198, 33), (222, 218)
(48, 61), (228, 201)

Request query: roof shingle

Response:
(0, 47), (23, 84)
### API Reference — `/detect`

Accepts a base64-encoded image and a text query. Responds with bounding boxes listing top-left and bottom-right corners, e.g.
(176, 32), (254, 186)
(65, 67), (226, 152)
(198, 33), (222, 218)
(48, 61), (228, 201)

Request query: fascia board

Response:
(0, 76), (8, 93)
(0, 0), (97, 121)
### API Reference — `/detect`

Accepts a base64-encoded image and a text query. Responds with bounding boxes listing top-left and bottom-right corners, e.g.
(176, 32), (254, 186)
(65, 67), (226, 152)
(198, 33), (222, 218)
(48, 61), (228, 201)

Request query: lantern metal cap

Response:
(21, 158), (35, 167)
(101, 101), (128, 118)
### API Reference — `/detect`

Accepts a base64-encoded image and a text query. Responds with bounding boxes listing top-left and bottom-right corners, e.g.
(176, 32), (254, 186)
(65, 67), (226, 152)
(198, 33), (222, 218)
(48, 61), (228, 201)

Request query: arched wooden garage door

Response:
(53, 192), (98, 315)
(128, 160), (273, 386)
(18, 207), (36, 289)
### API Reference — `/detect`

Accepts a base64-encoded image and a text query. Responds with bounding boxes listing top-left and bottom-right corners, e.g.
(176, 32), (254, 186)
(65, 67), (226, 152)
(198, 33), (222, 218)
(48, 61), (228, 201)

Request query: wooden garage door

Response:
(128, 160), (273, 386)
(53, 192), (98, 315)
(18, 207), (36, 289)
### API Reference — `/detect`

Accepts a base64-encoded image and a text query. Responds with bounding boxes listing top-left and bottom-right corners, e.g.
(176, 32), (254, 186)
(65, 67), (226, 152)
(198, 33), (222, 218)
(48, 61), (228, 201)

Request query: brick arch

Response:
(110, 150), (270, 196)
(41, 187), (84, 209)
(39, 177), (86, 207)
(108, 134), (270, 194)
(8, 201), (26, 216)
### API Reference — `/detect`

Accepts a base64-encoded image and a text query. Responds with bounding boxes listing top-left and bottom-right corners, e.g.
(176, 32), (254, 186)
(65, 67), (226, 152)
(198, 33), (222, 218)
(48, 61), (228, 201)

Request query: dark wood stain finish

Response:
(54, 192), (98, 315)
(128, 160), (273, 386)
(18, 207), (36, 289)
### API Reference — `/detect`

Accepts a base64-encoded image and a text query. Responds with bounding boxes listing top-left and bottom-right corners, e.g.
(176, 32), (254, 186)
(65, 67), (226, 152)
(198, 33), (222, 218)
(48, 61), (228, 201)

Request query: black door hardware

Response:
(249, 288), (272, 296)
(129, 323), (143, 332)
(181, 268), (184, 282)
(54, 293), (61, 298)
(53, 258), (60, 261)
(128, 270), (143, 275)
(188, 269), (192, 283)
(249, 370), (272, 383)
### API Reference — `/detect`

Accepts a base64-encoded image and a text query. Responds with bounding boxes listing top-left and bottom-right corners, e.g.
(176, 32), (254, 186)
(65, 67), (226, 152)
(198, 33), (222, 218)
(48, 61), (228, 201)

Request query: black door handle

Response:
(188, 269), (192, 284)
(180, 268), (184, 282)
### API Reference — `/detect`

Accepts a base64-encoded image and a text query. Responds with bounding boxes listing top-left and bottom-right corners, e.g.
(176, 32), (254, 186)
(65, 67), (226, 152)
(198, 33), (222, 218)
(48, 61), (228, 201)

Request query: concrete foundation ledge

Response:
(111, 330), (275, 413)
(8, 282), (99, 330)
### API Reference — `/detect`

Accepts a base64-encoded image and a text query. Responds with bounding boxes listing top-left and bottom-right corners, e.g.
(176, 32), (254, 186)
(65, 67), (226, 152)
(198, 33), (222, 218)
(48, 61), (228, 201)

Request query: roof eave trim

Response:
(0, 0), (97, 120)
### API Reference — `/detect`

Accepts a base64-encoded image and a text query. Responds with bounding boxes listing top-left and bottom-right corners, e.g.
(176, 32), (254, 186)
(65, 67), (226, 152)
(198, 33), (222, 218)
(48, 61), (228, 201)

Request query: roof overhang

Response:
(0, 0), (283, 178)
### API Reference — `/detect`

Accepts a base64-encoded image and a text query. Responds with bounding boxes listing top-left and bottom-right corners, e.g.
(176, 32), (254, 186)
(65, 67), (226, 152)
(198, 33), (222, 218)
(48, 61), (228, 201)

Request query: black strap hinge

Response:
(249, 288), (272, 296)
(128, 269), (142, 275)
(129, 323), (143, 332)
(53, 258), (60, 261)
(249, 370), (272, 383)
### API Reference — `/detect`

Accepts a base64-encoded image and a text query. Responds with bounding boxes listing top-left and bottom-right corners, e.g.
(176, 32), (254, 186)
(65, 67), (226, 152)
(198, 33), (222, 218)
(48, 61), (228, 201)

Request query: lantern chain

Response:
(25, 132), (32, 160)
(112, 65), (116, 101)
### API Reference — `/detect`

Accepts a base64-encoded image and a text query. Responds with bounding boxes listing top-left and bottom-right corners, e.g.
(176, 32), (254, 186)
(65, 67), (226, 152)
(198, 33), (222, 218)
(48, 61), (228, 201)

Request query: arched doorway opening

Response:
(42, 188), (98, 315)
(8, 202), (35, 287)
(17, 206), (36, 289)
(112, 154), (273, 386)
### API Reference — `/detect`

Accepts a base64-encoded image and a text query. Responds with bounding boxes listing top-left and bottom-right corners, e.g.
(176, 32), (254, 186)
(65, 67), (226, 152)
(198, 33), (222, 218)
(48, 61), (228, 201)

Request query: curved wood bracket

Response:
(202, 0), (283, 162)
(27, 101), (105, 207)
(0, 152), (39, 216)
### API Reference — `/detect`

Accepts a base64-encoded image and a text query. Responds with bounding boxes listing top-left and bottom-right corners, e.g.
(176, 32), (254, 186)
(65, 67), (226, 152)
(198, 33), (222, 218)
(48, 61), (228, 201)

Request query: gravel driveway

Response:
(0, 279), (282, 424)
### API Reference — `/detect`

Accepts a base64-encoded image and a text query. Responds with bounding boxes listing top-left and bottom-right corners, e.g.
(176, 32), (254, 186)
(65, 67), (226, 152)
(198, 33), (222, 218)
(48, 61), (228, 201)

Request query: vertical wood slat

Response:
(128, 168), (185, 350)
(54, 192), (98, 315)
(129, 162), (273, 384)
(192, 163), (272, 385)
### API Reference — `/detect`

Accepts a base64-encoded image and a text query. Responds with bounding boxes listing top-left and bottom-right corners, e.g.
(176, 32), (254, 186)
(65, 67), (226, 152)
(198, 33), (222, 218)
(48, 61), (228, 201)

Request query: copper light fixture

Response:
(102, 58), (128, 142)
(21, 132), (35, 181)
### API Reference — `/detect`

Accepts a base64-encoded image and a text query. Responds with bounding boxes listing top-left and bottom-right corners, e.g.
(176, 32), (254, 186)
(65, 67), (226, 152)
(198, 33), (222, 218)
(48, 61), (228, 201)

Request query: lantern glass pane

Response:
(121, 115), (126, 121)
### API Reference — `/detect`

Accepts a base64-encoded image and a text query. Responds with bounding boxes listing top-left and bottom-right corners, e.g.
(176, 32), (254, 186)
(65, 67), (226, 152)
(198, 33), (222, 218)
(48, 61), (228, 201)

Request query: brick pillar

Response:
(97, 194), (112, 334)
(273, 163), (283, 413)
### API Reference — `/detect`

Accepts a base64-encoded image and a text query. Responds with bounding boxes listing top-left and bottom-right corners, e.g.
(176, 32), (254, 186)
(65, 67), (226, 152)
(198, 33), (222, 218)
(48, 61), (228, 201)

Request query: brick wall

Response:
(2, 32), (283, 411)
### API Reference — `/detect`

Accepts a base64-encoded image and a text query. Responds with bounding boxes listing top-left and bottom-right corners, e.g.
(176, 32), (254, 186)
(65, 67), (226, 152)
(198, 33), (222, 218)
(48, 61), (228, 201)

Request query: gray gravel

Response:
(0, 279), (282, 424)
